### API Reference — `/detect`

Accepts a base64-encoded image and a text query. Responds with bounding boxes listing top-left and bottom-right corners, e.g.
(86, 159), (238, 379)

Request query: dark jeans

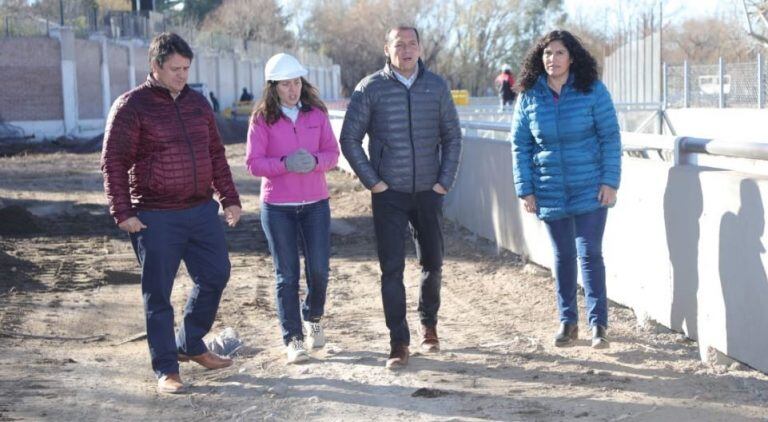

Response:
(260, 199), (330, 345)
(544, 207), (608, 328)
(372, 189), (444, 347)
(129, 200), (231, 378)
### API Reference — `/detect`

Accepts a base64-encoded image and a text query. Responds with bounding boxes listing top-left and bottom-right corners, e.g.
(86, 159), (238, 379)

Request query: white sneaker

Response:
(286, 337), (309, 364)
(304, 320), (326, 349)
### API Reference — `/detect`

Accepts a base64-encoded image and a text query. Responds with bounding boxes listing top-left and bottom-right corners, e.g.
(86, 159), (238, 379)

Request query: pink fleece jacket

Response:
(245, 107), (340, 204)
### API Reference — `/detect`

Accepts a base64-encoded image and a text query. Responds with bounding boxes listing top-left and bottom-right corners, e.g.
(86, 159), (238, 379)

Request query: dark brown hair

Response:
(385, 26), (420, 44)
(251, 77), (328, 126)
(148, 32), (193, 68)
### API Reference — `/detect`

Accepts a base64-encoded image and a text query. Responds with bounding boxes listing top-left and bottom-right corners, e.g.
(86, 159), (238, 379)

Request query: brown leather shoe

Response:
(178, 351), (233, 370)
(157, 373), (186, 394)
(420, 324), (440, 353)
(385, 344), (409, 369)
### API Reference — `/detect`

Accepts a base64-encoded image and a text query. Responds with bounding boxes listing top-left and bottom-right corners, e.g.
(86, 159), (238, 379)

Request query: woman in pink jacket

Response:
(246, 53), (340, 364)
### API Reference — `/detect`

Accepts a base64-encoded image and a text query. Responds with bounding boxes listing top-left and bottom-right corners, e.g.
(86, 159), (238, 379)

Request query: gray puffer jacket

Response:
(340, 60), (462, 193)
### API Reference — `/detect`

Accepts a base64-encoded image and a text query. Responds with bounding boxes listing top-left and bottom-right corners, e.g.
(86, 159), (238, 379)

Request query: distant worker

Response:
(240, 87), (254, 102)
(495, 64), (516, 111)
(209, 91), (220, 113)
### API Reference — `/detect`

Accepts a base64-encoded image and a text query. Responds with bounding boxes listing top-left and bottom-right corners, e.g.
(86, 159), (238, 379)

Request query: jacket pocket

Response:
(375, 144), (386, 174)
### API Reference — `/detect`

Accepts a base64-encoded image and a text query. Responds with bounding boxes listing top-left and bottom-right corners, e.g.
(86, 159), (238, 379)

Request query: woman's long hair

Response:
(251, 77), (328, 125)
(517, 30), (598, 93)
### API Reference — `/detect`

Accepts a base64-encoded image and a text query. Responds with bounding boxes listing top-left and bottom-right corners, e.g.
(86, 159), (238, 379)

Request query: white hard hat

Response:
(501, 64), (511, 71)
(264, 53), (308, 82)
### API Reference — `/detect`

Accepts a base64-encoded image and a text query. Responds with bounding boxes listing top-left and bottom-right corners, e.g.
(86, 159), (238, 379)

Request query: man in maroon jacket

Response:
(101, 33), (241, 394)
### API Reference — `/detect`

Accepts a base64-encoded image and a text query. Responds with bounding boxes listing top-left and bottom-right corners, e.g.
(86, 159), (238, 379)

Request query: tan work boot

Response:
(178, 351), (233, 370)
(420, 324), (440, 353)
(385, 344), (409, 370)
(157, 373), (186, 394)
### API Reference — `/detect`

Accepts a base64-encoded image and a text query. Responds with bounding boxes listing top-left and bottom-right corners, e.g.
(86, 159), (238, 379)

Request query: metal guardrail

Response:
(680, 137), (768, 161)
(460, 119), (768, 164)
(328, 108), (768, 163)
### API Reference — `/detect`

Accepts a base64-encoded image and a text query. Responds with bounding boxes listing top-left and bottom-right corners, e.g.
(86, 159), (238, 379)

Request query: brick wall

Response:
(75, 39), (102, 119)
(108, 43), (129, 103)
(0, 38), (62, 121)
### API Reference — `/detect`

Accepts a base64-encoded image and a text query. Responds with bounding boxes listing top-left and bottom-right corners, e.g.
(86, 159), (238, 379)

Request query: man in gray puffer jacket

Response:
(340, 25), (462, 370)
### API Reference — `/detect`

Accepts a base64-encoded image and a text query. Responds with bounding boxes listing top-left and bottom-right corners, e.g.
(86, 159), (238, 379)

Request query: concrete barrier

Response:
(328, 112), (768, 373)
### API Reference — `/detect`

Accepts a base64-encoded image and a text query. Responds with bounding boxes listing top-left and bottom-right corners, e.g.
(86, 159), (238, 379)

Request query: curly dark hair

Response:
(251, 77), (327, 126)
(517, 30), (598, 93)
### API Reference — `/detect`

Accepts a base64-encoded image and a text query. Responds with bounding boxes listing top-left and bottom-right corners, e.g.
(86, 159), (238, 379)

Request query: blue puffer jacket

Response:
(511, 73), (621, 221)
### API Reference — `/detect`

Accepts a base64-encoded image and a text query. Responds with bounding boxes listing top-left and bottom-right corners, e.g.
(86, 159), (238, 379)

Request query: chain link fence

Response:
(666, 59), (765, 108)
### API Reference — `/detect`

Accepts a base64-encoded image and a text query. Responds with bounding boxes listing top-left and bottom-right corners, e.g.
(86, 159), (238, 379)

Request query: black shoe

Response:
(591, 325), (609, 349)
(554, 323), (578, 347)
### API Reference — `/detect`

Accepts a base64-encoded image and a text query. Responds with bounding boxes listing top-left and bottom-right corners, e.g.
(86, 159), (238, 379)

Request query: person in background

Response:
(209, 91), (220, 113)
(101, 32), (241, 394)
(510, 30), (621, 349)
(240, 87), (254, 102)
(495, 64), (516, 111)
(245, 53), (339, 364)
(340, 25), (462, 369)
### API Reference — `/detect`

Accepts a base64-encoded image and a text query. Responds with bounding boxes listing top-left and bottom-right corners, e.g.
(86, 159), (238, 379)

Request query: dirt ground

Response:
(1, 143), (767, 422)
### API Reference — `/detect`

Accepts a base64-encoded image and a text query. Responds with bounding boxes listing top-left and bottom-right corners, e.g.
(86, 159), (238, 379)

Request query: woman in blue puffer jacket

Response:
(511, 30), (621, 349)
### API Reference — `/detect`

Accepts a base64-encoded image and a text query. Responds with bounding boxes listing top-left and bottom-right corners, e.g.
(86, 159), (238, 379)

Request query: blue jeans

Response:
(261, 199), (331, 345)
(544, 207), (608, 328)
(372, 189), (444, 347)
(129, 200), (231, 378)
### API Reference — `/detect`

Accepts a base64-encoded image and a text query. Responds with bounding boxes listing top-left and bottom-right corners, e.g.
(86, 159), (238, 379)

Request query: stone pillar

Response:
(126, 42), (136, 89)
(215, 55), (222, 106)
(253, 60), (264, 96)
(52, 27), (78, 134)
(332, 64), (341, 99)
(98, 36), (112, 119)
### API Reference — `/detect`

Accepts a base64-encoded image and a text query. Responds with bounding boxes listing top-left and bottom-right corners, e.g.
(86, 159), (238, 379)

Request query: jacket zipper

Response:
(173, 99), (198, 196)
(291, 113), (307, 203)
(554, 85), (567, 206)
(388, 67), (419, 194)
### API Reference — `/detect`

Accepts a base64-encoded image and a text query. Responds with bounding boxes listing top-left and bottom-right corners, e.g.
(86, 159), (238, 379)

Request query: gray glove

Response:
(284, 148), (316, 173)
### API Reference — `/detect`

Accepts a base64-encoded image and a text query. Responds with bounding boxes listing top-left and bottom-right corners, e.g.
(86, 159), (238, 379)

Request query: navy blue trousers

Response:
(260, 199), (331, 345)
(130, 200), (230, 377)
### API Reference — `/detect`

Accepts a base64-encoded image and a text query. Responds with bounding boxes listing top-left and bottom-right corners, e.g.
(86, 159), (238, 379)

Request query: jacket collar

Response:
(383, 58), (426, 82)
(145, 74), (189, 100)
(534, 72), (575, 94)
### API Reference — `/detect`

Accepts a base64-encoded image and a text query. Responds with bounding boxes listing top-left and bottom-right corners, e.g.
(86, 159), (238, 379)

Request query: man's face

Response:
(385, 28), (421, 76)
(151, 53), (190, 94)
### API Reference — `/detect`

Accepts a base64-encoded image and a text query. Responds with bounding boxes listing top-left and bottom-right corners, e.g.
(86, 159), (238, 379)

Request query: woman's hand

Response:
(522, 195), (537, 214)
(598, 185), (617, 207)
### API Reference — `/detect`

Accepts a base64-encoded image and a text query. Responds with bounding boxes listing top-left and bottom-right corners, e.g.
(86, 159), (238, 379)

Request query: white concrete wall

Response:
(236, 59), (250, 99)
(6, 32), (345, 139)
(329, 113), (768, 374)
(217, 54), (237, 109)
(665, 108), (768, 142)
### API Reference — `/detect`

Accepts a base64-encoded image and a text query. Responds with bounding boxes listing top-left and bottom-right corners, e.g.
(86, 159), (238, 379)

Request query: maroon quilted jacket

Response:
(101, 76), (241, 224)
